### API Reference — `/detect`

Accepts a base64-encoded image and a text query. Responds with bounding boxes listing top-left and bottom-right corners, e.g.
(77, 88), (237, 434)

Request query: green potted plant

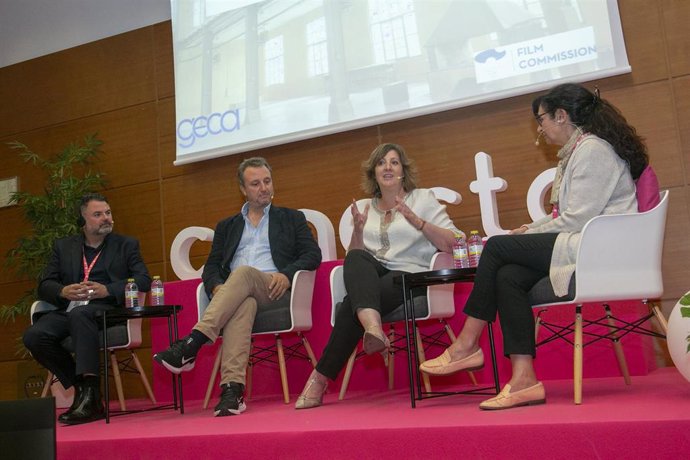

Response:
(0, 134), (106, 324)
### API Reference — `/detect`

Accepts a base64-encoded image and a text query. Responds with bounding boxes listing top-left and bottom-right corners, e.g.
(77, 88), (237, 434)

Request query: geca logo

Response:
(177, 108), (241, 148)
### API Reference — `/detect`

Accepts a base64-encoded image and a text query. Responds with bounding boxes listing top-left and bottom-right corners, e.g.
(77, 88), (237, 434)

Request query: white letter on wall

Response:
(170, 226), (214, 280)
(469, 152), (508, 237)
(526, 168), (556, 222)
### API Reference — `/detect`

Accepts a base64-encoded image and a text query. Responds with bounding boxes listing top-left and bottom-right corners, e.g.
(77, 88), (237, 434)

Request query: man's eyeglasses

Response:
(535, 111), (549, 126)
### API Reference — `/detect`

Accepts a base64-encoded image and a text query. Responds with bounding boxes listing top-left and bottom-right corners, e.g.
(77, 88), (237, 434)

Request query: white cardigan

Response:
(525, 135), (637, 296)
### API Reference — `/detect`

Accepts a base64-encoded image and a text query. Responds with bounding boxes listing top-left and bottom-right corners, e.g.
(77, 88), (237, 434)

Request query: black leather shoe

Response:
(60, 385), (105, 425)
(58, 382), (84, 423)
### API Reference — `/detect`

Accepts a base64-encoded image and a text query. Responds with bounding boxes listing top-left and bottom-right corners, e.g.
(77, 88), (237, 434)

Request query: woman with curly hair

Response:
(420, 83), (649, 410)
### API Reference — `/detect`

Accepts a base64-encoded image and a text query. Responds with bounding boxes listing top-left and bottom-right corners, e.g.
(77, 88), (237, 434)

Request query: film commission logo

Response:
(177, 108), (240, 148)
(474, 27), (598, 84)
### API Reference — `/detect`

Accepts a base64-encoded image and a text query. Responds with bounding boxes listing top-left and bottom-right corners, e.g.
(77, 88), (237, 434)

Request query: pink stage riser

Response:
(56, 368), (690, 459)
(152, 260), (657, 402)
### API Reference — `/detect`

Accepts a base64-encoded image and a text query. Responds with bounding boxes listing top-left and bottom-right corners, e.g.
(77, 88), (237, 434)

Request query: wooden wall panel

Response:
(153, 22), (175, 100)
(674, 77), (690, 181)
(663, 0), (690, 77)
(106, 182), (164, 267)
(605, 81), (684, 186)
(0, 102), (160, 191)
(0, 27), (158, 137)
(663, 189), (690, 301)
(617, 0), (668, 86)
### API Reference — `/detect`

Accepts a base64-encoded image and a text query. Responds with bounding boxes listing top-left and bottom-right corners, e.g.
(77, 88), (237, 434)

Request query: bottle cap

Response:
(470, 230), (479, 235)
(153, 275), (160, 280)
(127, 278), (134, 282)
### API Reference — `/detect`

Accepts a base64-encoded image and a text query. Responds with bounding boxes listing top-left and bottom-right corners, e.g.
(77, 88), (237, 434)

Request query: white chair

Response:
(32, 291), (155, 410)
(529, 190), (669, 404)
(196, 269), (317, 407)
(196, 208), (333, 407)
(331, 252), (478, 400)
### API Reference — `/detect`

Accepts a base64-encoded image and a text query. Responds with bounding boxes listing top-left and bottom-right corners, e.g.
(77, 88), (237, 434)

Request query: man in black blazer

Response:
(155, 157), (321, 417)
(23, 193), (151, 425)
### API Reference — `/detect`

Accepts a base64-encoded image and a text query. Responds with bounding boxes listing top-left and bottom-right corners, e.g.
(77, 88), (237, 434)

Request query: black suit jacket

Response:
(37, 233), (151, 309)
(201, 206), (322, 298)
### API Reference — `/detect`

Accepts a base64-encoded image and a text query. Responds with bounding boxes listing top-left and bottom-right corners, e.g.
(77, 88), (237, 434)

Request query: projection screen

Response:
(171, 0), (630, 165)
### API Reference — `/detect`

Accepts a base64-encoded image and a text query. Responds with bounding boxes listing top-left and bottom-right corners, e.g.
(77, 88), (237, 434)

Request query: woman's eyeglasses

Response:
(535, 112), (549, 126)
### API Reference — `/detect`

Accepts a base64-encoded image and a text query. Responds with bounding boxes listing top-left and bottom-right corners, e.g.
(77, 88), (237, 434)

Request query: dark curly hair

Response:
(532, 83), (648, 180)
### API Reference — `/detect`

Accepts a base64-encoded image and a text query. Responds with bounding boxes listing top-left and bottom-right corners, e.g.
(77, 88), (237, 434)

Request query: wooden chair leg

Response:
(650, 301), (668, 335)
(130, 351), (157, 403)
(339, 349), (357, 400)
(109, 351), (126, 411)
(416, 327), (431, 393)
(203, 346), (222, 409)
(42, 372), (54, 398)
(574, 306), (583, 405)
(604, 305), (631, 385)
(388, 326), (395, 390)
(276, 335), (290, 404)
(300, 333), (318, 367)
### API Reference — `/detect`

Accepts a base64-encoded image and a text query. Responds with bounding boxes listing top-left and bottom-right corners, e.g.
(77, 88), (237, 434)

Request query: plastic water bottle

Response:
(125, 278), (139, 308)
(468, 230), (484, 267)
(452, 233), (470, 269)
(151, 275), (164, 306)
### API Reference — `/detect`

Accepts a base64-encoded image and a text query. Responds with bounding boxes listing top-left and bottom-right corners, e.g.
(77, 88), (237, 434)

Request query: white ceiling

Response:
(0, 0), (171, 69)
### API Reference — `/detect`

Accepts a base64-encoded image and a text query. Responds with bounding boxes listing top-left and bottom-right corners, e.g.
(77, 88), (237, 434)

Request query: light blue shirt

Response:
(229, 203), (278, 273)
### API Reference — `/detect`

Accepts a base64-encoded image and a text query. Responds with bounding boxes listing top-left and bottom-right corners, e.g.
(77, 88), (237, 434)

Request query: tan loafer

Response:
(419, 348), (484, 376)
(479, 382), (546, 410)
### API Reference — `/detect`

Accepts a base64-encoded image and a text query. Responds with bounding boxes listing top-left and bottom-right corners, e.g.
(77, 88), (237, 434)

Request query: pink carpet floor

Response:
(56, 367), (690, 459)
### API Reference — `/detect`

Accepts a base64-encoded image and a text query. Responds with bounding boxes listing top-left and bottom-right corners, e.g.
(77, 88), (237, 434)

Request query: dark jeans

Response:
(23, 302), (116, 388)
(316, 249), (411, 380)
(463, 233), (559, 357)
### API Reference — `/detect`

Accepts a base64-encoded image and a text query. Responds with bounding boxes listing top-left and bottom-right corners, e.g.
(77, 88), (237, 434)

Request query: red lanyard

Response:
(82, 250), (103, 282)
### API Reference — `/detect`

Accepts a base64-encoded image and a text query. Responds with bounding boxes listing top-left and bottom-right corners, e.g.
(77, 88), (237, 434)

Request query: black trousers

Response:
(316, 250), (414, 380)
(23, 303), (115, 388)
(463, 233), (558, 357)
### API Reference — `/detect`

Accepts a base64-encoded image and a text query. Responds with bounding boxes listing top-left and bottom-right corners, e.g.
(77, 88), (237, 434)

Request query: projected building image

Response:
(171, 0), (628, 164)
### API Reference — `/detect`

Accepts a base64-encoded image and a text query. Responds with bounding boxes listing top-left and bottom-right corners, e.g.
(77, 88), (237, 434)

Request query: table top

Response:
(97, 304), (183, 319)
(399, 267), (476, 288)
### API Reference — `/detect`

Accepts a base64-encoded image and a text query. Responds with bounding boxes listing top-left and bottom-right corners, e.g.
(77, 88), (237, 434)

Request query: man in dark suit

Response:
(23, 193), (151, 425)
(154, 157), (321, 417)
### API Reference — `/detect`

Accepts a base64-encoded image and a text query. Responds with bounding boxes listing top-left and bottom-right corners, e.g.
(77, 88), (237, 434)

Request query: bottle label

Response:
(152, 287), (164, 305)
(453, 247), (468, 258)
(125, 291), (138, 308)
(453, 246), (469, 268)
(469, 244), (483, 256)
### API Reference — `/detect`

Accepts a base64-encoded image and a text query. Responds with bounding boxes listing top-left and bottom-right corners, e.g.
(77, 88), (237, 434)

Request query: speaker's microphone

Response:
(396, 176), (405, 180)
(534, 131), (545, 146)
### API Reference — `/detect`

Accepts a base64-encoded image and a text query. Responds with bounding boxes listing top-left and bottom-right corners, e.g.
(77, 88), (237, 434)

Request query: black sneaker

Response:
(153, 335), (198, 374)
(214, 382), (246, 417)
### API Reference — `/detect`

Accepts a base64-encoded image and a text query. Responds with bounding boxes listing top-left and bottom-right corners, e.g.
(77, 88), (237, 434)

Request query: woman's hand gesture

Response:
(351, 199), (370, 234)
